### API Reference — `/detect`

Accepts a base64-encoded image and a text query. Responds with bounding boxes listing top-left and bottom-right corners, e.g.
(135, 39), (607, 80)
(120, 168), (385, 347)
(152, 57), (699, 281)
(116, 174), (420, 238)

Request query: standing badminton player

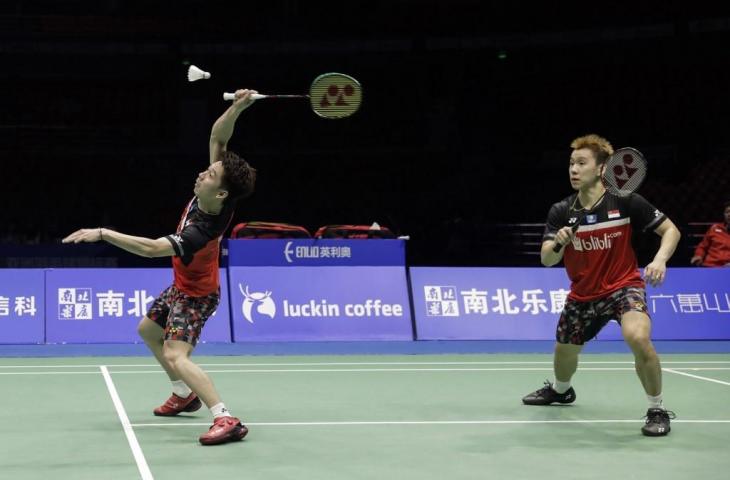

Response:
(63, 89), (259, 445)
(521, 134), (681, 436)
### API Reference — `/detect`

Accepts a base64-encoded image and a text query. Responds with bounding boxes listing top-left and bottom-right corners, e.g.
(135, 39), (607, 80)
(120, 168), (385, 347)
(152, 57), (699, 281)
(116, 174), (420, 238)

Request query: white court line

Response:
(100, 366), (154, 480)
(4, 367), (730, 376)
(0, 371), (102, 375)
(103, 367), (642, 374)
(2, 360), (729, 368)
(664, 368), (730, 386)
(130, 419), (730, 428)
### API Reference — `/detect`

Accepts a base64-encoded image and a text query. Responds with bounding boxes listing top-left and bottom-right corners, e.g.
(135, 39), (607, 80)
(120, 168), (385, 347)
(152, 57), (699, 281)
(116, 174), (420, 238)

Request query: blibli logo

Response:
(572, 232), (622, 252)
(239, 285), (277, 323)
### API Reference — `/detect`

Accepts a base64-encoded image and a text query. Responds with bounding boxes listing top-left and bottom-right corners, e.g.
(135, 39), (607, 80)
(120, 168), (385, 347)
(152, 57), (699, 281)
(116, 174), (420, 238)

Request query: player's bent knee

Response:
(625, 333), (653, 353)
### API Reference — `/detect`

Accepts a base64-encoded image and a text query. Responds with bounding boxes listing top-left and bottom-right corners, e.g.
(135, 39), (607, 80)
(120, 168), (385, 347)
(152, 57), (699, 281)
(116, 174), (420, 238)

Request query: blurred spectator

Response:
(691, 201), (730, 267)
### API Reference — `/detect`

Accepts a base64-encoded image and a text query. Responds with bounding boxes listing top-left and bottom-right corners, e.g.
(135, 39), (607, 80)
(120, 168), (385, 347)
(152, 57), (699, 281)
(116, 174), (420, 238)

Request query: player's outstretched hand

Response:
(643, 260), (667, 287)
(63, 228), (102, 244)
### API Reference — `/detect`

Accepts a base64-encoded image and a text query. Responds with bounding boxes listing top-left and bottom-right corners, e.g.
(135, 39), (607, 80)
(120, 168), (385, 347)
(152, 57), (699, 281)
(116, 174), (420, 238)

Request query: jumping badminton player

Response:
(521, 134), (681, 436)
(63, 89), (259, 445)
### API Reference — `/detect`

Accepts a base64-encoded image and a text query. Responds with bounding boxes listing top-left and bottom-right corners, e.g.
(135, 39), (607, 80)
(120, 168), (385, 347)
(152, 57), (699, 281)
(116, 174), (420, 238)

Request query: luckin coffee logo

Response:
(239, 285), (276, 324)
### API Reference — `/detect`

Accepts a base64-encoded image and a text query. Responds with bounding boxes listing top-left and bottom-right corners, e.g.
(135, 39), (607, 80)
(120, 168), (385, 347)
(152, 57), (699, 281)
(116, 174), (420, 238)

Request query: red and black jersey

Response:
(543, 192), (667, 301)
(164, 197), (234, 297)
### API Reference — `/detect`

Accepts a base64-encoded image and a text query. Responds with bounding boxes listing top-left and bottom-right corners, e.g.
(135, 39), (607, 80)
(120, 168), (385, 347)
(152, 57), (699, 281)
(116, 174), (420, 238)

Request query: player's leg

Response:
(522, 300), (586, 405)
(161, 289), (248, 445)
(618, 287), (673, 436)
(621, 311), (661, 396)
(554, 341), (582, 385)
(162, 339), (222, 408)
(142, 286), (201, 416)
(137, 316), (178, 380)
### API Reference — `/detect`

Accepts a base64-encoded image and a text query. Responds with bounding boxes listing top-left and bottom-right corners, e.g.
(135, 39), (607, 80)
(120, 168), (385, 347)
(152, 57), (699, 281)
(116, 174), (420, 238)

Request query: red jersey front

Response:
(543, 192), (667, 301)
(164, 197), (234, 297)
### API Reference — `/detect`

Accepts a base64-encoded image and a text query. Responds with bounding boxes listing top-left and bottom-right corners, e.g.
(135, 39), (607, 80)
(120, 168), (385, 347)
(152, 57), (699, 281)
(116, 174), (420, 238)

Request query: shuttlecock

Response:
(187, 65), (211, 82)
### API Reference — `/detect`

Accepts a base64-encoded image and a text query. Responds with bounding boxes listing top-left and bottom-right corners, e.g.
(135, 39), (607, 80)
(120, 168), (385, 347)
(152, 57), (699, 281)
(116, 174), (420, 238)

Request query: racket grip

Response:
(223, 93), (266, 101)
(551, 222), (581, 252)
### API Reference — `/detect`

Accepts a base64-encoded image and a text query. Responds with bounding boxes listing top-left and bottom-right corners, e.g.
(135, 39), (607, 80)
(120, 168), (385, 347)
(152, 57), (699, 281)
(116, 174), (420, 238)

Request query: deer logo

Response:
(239, 284), (276, 324)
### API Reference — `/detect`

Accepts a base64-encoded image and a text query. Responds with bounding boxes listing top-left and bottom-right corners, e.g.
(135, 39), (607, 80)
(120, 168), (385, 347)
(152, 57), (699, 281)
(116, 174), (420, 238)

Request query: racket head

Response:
(309, 73), (362, 119)
(602, 147), (647, 196)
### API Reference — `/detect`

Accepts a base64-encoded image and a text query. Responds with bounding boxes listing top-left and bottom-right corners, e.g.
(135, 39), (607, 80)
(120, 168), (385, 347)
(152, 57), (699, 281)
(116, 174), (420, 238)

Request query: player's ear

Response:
(216, 189), (229, 200)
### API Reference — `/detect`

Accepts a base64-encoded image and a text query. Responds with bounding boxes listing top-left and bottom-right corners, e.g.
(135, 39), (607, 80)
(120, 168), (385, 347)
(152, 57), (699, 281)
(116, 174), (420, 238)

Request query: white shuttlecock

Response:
(187, 65), (211, 82)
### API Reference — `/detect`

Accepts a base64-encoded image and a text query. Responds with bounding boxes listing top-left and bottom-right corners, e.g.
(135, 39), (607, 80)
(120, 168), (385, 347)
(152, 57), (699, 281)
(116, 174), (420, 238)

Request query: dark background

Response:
(2, 1), (728, 266)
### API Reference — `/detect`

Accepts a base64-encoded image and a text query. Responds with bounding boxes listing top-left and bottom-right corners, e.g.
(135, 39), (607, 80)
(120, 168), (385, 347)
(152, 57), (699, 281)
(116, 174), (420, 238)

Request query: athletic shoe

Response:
(522, 380), (576, 405)
(153, 392), (202, 416)
(641, 408), (675, 436)
(199, 416), (249, 445)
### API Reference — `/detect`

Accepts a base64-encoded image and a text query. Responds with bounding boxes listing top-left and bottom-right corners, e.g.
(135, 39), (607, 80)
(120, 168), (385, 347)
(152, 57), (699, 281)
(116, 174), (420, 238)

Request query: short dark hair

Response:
(219, 150), (256, 204)
(724, 200), (730, 209)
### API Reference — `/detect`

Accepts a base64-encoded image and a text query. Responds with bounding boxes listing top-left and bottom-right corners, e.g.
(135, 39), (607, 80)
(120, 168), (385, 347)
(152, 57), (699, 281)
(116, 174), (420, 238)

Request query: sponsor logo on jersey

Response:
(607, 209), (621, 219)
(571, 231), (623, 251)
(586, 214), (597, 224)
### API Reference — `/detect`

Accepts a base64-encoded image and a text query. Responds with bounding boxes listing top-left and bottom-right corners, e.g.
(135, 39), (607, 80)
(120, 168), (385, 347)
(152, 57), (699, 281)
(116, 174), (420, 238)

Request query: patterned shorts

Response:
(556, 287), (649, 345)
(146, 285), (220, 347)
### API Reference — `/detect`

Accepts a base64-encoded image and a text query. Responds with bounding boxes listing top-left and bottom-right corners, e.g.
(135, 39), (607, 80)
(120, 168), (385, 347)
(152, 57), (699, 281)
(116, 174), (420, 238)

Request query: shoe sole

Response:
(522, 397), (576, 406)
(153, 396), (203, 417)
(199, 425), (249, 446)
(642, 427), (671, 437)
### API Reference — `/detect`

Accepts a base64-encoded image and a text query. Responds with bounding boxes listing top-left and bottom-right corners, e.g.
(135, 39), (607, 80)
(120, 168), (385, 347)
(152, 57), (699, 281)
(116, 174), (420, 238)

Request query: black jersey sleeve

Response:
(627, 193), (667, 232)
(542, 201), (568, 242)
(165, 224), (215, 262)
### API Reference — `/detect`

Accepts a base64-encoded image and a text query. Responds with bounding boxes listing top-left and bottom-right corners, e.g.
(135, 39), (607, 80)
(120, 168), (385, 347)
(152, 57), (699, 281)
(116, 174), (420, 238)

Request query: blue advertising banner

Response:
(226, 239), (406, 267)
(229, 266), (412, 341)
(45, 269), (231, 343)
(0, 269), (45, 344)
(410, 267), (730, 340)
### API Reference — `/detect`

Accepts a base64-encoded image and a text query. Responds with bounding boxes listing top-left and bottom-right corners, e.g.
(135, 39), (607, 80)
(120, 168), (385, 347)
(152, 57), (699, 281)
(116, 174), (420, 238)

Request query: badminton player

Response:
(63, 89), (259, 445)
(521, 134), (681, 436)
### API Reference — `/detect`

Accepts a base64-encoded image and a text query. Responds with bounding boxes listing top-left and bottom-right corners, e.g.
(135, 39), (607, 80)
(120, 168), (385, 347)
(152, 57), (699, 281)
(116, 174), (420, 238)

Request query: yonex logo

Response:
(239, 285), (277, 324)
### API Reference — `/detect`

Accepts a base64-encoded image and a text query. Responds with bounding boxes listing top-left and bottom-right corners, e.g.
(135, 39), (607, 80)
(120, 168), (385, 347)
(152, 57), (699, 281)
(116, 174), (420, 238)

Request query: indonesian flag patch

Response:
(608, 209), (621, 219)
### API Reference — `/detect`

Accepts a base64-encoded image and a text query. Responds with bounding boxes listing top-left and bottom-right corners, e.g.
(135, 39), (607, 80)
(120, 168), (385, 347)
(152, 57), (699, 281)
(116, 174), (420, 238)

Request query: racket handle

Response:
(223, 92), (266, 101)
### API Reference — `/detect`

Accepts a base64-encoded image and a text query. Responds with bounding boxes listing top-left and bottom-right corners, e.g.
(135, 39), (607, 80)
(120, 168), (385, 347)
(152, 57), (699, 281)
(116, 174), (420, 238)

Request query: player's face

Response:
(194, 161), (226, 201)
(569, 148), (603, 191)
(724, 206), (730, 225)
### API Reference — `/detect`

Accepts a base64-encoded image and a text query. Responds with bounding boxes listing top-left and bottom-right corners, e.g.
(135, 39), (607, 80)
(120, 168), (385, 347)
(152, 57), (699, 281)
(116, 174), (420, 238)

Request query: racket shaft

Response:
(222, 92), (307, 101)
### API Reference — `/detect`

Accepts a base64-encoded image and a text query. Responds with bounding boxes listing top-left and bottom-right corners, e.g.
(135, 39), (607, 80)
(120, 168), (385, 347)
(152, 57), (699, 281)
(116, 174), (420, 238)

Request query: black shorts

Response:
(146, 285), (220, 347)
(556, 287), (649, 345)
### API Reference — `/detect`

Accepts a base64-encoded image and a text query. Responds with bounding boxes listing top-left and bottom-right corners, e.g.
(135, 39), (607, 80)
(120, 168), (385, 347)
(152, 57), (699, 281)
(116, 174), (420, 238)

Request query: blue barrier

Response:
(410, 267), (730, 340)
(1, 264), (728, 344)
(226, 239), (412, 341)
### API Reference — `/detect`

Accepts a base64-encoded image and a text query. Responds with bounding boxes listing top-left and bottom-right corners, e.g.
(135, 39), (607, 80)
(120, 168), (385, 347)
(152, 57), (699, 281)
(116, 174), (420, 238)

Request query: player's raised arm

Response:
(62, 228), (174, 258)
(209, 89), (258, 165)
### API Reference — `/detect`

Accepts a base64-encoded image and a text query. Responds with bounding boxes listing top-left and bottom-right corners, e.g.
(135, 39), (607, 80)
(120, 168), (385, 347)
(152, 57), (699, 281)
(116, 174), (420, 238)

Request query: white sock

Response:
(553, 379), (571, 394)
(647, 393), (664, 409)
(210, 402), (232, 418)
(171, 380), (192, 398)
